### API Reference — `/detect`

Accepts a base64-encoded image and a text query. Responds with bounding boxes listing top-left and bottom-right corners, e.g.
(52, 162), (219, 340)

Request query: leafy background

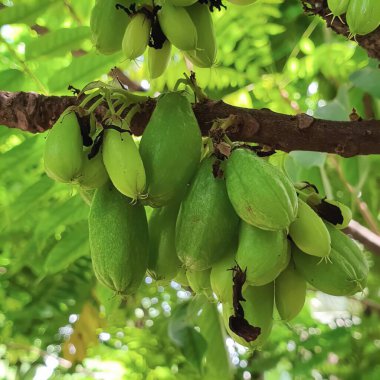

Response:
(1, 0), (380, 378)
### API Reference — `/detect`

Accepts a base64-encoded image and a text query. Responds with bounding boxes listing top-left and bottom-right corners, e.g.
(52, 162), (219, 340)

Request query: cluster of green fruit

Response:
(90, 0), (258, 78)
(43, 90), (368, 349)
(327, 0), (380, 37)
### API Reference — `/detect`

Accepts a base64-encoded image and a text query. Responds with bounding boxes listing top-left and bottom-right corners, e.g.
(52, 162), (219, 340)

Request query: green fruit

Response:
(289, 198), (331, 258)
(184, 3), (216, 68)
(148, 201), (181, 282)
(236, 222), (290, 286)
(44, 109), (83, 183)
(173, 267), (189, 287)
(122, 13), (151, 60)
(226, 148), (298, 231)
(275, 260), (306, 321)
(148, 40), (172, 79)
(186, 268), (212, 297)
(89, 183), (149, 295)
(102, 127), (146, 201)
(346, 0), (380, 36)
(327, 0), (350, 17)
(90, 0), (130, 55)
(176, 157), (239, 270)
(158, 3), (197, 51)
(222, 283), (274, 349)
(324, 199), (352, 229)
(226, 0), (258, 5)
(77, 150), (108, 190)
(140, 92), (202, 207)
(210, 253), (236, 304)
(293, 224), (368, 296)
(168, 0), (198, 6)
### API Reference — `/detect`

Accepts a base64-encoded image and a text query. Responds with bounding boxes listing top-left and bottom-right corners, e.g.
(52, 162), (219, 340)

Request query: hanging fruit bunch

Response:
(89, 0), (259, 78)
(326, 0), (380, 38)
(43, 77), (368, 350)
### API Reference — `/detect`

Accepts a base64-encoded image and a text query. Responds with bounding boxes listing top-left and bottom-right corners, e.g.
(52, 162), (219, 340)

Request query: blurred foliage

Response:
(1, 0), (380, 379)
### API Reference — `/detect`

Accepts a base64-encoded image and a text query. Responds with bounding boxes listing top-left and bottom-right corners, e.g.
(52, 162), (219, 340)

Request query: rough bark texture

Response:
(1, 91), (380, 157)
(302, 0), (380, 60)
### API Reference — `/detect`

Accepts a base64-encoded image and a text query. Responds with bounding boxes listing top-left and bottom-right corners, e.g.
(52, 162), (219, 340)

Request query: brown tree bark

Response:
(1, 91), (380, 157)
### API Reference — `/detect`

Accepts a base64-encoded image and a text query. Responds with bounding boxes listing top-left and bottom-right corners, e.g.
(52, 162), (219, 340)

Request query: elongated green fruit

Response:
(226, 148), (298, 231)
(222, 283), (274, 349)
(186, 268), (212, 297)
(346, 0), (380, 36)
(158, 3), (197, 51)
(148, 201), (181, 282)
(90, 0), (130, 55)
(210, 252), (237, 304)
(324, 199), (352, 229)
(185, 3), (216, 68)
(275, 260), (306, 321)
(89, 183), (149, 295)
(236, 222), (290, 286)
(122, 13), (151, 60)
(293, 224), (368, 296)
(77, 150), (108, 190)
(226, 0), (258, 5)
(148, 40), (172, 79)
(327, 0), (350, 17)
(44, 110), (83, 183)
(176, 158), (239, 270)
(289, 198), (331, 258)
(102, 128), (146, 201)
(140, 92), (202, 207)
(168, 0), (198, 6)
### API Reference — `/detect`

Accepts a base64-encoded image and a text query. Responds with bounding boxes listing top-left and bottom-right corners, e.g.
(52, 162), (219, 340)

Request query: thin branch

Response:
(1, 91), (380, 157)
(301, 0), (380, 61)
(330, 156), (380, 234)
(344, 220), (380, 256)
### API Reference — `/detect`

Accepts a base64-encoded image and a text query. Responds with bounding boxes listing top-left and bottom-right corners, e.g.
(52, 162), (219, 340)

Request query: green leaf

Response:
(0, 70), (26, 91)
(196, 299), (234, 380)
(168, 302), (208, 372)
(0, 0), (55, 26)
(25, 27), (91, 60)
(43, 220), (89, 275)
(2, 176), (56, 229)
(350, 67), (380, 99)
(47, 52), (122, 93)
(289, 151), (326, 169)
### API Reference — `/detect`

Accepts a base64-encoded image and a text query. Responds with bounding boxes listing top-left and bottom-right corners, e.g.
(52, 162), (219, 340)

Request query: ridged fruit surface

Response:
(89, 183), (149, 295)
(293, 224), (368, 296)
(275, 260), (306, 321)
(226, 148), (298, 231)
(236, 222), (290, 286)
(289, 198), (331, 258)
(140, 92), (202, 207)
(176, 157), (239, 270)
(44, 110), (83, 183)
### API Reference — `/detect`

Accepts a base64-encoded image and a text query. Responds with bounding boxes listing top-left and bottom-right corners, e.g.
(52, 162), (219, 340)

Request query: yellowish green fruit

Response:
(44, 110), (83, 183)
(148, 39), (172, 79)
(236, 222), (290, 286)
(210, 253), (236, 304)
(102, 127), (146, 201)
(346, 0), (380, 36)
(289, 198), (331, 258)
(226, 148), (298, 231)
(222, 283), (274, 349)
(325, 199), (352, 229)
(158, 3), (197, 51)
(77, 150), (108, 189)
(122, 13), (151, 60)
(275, 260), (306, 321)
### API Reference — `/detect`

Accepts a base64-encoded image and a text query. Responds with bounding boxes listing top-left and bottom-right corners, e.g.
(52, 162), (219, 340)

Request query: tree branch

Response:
(301, 0), (380, 61)
(1, 90), (380, 156)
(344, 220), (380, 256)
